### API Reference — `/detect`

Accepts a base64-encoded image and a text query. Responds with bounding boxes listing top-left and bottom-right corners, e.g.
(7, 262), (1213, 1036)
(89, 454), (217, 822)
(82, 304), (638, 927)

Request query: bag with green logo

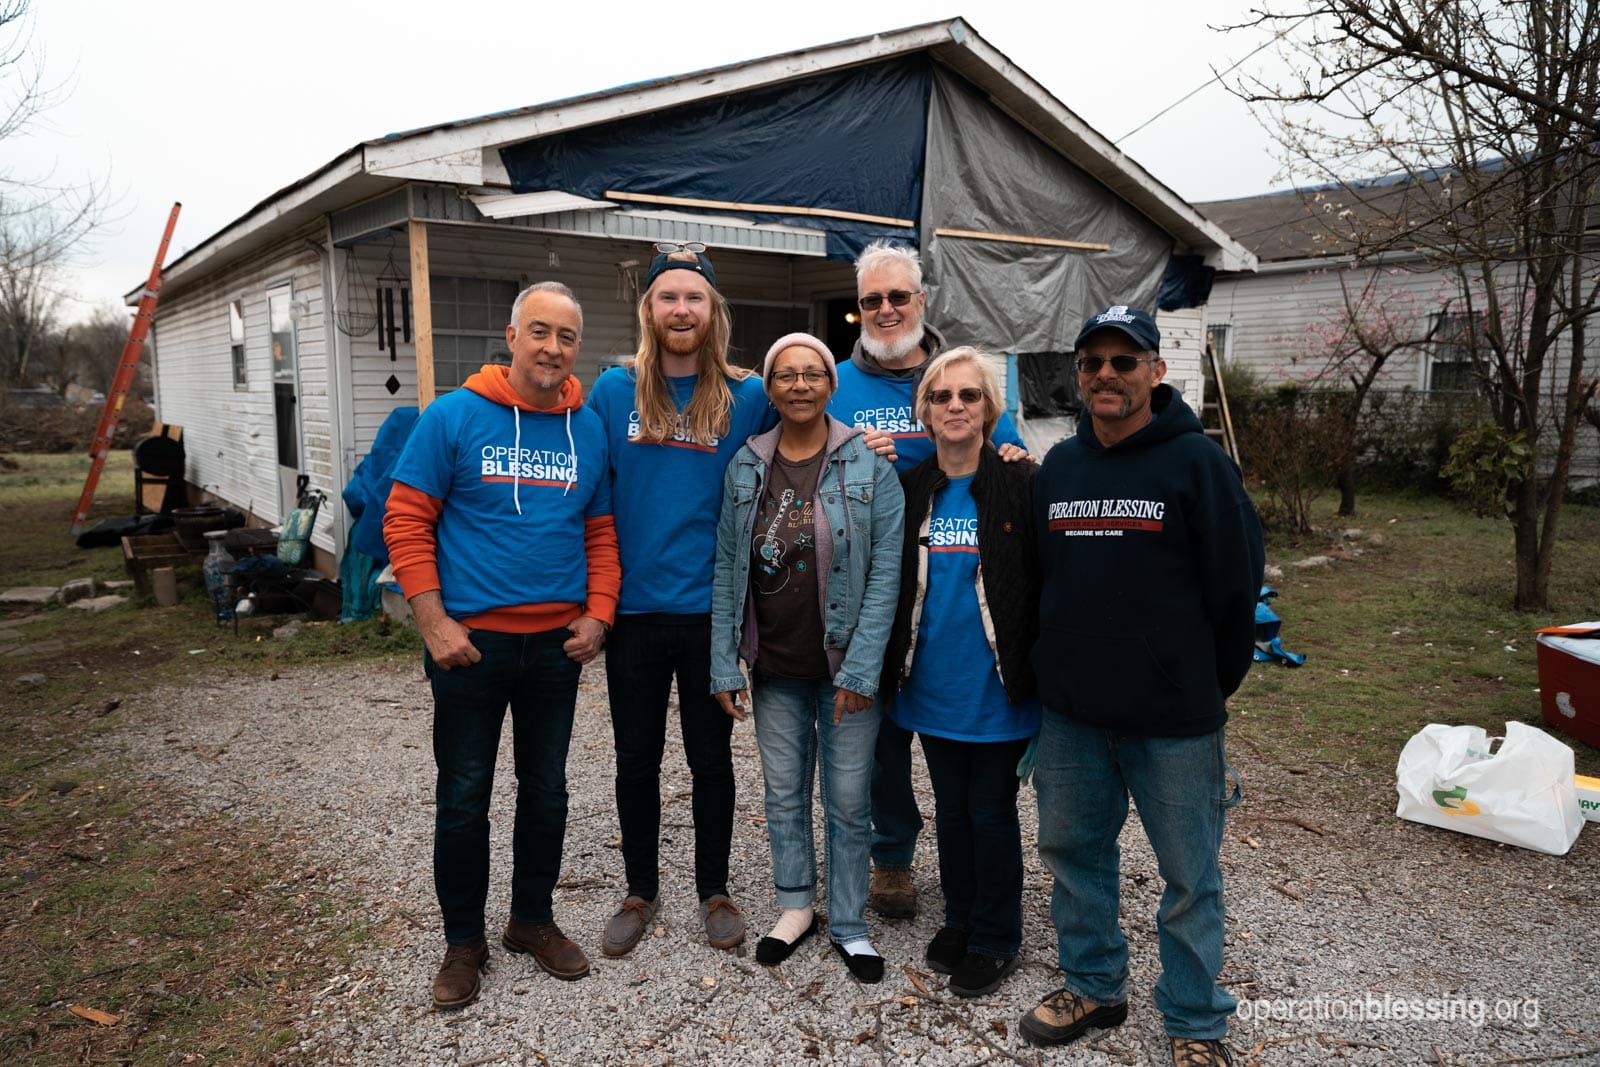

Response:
(1395, 721), (1584, 855)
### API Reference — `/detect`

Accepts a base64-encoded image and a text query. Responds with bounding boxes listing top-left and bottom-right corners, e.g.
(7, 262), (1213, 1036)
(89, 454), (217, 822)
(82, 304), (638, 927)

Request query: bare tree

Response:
(0, 0), (107, 388)
(1232, 0), (1600, 611)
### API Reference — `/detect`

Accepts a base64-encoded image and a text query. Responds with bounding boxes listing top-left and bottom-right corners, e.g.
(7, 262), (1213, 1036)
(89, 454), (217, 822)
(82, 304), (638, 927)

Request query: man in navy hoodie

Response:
(1021, 305), (1263, 1067)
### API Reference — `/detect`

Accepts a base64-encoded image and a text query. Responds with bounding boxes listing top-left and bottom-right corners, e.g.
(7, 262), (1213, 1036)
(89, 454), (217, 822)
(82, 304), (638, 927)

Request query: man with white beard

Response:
(828, 240), (1026, 922)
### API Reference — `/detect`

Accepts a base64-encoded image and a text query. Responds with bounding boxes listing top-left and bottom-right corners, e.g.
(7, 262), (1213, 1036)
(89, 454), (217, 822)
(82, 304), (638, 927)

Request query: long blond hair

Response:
(628, 257), (750, 444)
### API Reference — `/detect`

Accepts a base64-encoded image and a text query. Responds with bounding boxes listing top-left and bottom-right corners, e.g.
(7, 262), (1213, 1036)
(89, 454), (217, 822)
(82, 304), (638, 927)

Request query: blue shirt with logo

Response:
(829, 361), (1025, 472)
(891, 475), (1042, 742)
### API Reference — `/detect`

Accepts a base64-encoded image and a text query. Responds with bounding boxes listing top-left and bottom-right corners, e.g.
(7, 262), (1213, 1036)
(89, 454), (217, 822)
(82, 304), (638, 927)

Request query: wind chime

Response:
(375, 240), (412, 395)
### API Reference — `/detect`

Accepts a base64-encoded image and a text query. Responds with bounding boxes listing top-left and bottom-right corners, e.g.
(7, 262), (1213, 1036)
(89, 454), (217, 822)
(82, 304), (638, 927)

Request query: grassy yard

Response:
(1, 451), (1597, 1062)
(0, 451), (419, 1065)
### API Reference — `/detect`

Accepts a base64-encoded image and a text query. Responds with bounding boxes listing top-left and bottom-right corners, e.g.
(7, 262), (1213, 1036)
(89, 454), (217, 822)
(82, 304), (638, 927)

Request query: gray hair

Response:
(916, 346), (1004, 441)
(854, 240), (923, 292)
(510, 281), (583, 336)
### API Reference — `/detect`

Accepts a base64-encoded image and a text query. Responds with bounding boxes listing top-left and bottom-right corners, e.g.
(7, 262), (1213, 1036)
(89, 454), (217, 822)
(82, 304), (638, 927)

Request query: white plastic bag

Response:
(1395, 721), (1584, 855)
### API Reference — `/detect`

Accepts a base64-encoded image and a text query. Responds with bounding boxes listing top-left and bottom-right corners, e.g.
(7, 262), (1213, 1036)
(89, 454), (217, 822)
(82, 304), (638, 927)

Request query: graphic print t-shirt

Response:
(750, 448), (829, 680)
(893, 475), (1042, 741)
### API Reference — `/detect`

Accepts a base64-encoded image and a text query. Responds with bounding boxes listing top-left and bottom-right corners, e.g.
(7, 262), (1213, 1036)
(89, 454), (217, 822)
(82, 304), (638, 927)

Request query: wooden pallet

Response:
(120, 533), (202, 598)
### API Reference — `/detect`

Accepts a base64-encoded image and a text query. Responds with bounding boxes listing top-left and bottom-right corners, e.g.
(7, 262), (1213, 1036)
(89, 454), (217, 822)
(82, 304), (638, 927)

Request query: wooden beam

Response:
(934, 227), (1110, 252)
(409, 220), (435, 410)
(605, 190), (914, 229)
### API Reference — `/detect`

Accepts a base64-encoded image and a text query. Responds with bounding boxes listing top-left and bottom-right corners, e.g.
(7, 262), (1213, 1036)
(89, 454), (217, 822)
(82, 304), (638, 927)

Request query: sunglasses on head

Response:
(858, 289), (918, 311)
(653, 241), (707, 254)
(1076, 353), (1157, 374)
(928, 387), (984, 406)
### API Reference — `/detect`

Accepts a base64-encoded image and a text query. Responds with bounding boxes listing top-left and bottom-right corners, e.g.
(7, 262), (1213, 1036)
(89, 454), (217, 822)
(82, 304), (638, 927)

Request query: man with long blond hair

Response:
(588, 243), (775, 960)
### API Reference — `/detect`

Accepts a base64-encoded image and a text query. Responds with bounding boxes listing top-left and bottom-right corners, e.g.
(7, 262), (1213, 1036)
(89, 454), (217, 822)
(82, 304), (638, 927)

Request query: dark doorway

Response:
(822, 297), (862, 362)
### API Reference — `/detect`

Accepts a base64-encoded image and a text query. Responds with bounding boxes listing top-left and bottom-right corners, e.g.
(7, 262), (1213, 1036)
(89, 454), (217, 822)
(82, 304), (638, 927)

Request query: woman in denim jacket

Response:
(711, 332), (905, 982)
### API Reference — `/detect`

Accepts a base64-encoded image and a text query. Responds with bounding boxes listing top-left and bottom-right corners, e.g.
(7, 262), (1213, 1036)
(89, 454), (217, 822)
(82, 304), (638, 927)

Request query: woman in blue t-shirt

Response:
(881, 346), (1042, 998)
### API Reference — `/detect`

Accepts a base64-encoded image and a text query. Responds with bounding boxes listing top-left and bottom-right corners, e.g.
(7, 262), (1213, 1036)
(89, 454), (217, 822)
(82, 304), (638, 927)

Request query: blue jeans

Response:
(428, 628), (581, 945)
(1034, 713), (1242, 1040)
(920, 733), (1029, 959)
(869, 716), (924, 868)
(752, 675), (881, 944)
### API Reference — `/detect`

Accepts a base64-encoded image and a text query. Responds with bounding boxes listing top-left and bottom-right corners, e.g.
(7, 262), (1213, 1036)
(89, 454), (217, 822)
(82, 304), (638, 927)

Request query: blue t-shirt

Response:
(829, 360), (1025, 472)
(589, 367), (775, 614)
(892, 475), (1042, 742)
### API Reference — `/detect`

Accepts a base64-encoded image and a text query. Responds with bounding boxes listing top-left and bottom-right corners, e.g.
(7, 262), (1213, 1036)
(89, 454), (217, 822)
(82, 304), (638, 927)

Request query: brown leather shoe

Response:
(700, 894), (746, 950)
(432, 937), (488, 1009)
(601, 895), (659, 957)
(867, 866), (917, 919)
(1171, 1037), (1235, 1066)
(501, 919), (590, 980)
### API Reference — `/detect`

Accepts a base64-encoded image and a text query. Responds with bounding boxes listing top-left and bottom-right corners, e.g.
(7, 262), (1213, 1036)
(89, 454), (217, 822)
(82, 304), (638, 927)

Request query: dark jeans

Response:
(605, 613), (733, 902)
(870, 715), (925, 868)
(429, 628), (581, 945)
(919, 733), (1030, 959)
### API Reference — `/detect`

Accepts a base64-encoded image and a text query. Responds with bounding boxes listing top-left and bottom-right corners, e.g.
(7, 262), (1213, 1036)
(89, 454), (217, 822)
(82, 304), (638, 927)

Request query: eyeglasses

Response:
(1076, 353), (1159, 375)
(653, 241), (707, 254)
(928, 387), (984, 406)
(771, 370), (830, 386)
(858, 290), (919, 311)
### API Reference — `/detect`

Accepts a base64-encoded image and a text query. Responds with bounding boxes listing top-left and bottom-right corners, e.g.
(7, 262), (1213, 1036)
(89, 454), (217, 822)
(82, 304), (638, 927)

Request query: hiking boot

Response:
(1018, 988), (1129, 1046)
(501, 919), (589, 980)
(431, 937), (488, 1009)
(601, 895), (659, 958)
(948, 952), (1019, 997)
(867, 866), (916, 919)
(1172, 1037), (1236, 1066)
(700, 893), (746, 950)
(924, 927), (968, 975)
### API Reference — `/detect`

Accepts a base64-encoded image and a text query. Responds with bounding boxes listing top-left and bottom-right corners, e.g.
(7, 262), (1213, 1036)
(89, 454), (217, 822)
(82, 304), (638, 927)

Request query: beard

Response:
(861, 322), (926, 366)
(1086, 383), (1134, 418)
(654, 318), (710, 359)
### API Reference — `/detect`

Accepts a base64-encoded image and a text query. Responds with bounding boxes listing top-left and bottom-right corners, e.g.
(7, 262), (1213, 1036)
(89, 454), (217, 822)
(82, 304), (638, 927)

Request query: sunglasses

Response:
(928, 387), (984, 406)
(858, 289), (918, 311)
(1076, 353), (1158, 374)
(653, 241), (707, 254)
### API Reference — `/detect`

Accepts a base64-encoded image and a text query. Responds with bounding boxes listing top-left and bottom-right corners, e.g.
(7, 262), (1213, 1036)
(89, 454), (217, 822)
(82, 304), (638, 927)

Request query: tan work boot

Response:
(432, 937), (489, 1008)
(501, 919), (590, 980)
(867, 866), (917, 919)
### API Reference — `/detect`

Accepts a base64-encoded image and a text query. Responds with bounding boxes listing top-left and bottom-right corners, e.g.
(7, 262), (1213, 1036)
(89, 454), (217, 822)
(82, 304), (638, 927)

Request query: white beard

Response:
(861, 323), (927, 367)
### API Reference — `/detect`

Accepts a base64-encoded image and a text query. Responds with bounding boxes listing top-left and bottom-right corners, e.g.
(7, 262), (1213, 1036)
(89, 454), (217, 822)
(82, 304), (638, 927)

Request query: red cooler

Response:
(1536, 623), (1600, 749)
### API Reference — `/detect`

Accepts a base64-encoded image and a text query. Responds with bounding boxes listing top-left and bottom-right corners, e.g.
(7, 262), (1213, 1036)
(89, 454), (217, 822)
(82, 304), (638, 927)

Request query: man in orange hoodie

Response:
(384, 281), (621, 1009)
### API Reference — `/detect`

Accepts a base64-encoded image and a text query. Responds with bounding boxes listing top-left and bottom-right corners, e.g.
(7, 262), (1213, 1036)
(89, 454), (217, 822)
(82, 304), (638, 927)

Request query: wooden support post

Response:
(409, 220), (435, 410)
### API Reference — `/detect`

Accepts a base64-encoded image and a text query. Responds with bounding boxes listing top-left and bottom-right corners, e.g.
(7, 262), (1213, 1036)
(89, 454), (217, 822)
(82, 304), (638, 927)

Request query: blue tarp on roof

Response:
(499, 56), (931, 260)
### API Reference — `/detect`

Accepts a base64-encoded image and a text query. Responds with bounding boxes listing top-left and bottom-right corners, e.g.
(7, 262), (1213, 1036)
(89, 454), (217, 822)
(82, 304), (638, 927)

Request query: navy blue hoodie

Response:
(1033, 384), (1264, 736)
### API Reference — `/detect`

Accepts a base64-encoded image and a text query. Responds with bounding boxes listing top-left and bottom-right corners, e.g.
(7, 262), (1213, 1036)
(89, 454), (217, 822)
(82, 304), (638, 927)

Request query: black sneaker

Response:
(948, 952), (1019, 997)
(924, 927), (968, 975)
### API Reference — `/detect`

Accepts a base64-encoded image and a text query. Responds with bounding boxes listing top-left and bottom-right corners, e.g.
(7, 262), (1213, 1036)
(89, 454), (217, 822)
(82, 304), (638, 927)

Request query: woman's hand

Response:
(715, 689), (750, 722)
(832, 687), (872, 724)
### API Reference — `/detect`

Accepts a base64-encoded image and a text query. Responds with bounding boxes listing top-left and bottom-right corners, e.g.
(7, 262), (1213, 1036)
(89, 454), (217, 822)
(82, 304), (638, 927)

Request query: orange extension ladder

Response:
(69, 203), (181, 537)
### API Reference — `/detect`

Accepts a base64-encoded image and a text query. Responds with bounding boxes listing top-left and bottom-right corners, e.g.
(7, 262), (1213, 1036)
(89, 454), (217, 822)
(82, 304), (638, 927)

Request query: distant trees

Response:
(1234, 0), (1600, 611)
(0, 0), (110, 391)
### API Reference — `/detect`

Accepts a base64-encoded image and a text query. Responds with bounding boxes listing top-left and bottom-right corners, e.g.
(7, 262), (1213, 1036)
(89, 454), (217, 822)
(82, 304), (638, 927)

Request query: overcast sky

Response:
(17, 1), (1291, 325)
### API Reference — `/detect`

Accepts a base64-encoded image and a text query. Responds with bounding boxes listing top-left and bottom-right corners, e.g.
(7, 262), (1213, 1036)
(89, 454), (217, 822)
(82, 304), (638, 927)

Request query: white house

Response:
(137, 19), (1255, 570)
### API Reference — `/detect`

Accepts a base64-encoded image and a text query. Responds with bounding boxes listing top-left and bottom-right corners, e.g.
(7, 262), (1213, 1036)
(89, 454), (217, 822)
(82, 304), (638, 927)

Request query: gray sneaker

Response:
(601, 895), (659, 958)
(700, 894), (746, 950)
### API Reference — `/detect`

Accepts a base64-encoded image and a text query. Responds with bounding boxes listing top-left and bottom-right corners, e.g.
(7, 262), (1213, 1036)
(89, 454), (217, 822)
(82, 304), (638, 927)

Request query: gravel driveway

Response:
(113, 659), (1600, 1066)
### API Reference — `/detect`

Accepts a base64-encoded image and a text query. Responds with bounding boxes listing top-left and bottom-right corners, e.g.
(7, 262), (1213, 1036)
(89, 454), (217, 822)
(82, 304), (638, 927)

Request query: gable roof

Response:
(144, 18), (1253, 296)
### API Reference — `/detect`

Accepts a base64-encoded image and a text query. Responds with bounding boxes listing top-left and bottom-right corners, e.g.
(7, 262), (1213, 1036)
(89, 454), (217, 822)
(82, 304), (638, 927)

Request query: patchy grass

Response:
(1, 450), (416, 1064)
(1230, 491), (1600, 781)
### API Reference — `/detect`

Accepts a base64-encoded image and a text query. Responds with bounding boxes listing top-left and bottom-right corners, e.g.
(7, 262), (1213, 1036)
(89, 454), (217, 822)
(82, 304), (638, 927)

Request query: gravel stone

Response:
(107, 659), (1599, 1065)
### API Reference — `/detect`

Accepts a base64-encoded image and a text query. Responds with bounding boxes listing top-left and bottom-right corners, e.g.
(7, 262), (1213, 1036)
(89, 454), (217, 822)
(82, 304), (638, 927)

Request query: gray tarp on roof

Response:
(921, 66), (1172, 352)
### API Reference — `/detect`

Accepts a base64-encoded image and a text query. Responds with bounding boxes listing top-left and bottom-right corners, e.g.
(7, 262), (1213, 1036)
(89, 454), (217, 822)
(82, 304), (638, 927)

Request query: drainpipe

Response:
(308, 235), (350, 566)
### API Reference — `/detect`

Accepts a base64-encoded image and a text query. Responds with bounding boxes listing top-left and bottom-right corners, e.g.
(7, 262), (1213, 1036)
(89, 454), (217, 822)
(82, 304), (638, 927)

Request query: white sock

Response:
(768, 905), (813, 943)
(838, 937), (879, 958)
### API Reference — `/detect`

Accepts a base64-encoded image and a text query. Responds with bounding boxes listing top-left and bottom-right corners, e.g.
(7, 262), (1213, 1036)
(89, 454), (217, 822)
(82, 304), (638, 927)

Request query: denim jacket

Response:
(711, 416), (905, 698)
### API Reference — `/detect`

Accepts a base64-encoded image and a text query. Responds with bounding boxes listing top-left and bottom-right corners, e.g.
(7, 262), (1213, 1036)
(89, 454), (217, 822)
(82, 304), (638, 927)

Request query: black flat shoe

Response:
(755, 914), (818, 965)
(832, 940), (885, 983)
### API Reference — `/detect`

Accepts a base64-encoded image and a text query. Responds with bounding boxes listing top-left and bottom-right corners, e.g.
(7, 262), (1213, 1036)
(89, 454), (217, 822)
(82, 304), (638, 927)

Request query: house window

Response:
(728, 301), (811, 369)
(1206, 323), (1232, 363)
(430, 276), (520, 392)
(1429, 312), (1480, 393)
(229, 300), (247, 389)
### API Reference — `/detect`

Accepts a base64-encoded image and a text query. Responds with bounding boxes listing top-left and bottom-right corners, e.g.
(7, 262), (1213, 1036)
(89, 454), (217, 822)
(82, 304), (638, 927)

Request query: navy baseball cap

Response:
(644, 250), (717, 292)
(1073, 304), (1161, 353)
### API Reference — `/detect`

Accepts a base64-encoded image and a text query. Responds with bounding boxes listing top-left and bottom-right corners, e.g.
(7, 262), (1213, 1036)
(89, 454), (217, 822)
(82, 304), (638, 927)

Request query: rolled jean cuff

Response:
(775, 886), (815, 910)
